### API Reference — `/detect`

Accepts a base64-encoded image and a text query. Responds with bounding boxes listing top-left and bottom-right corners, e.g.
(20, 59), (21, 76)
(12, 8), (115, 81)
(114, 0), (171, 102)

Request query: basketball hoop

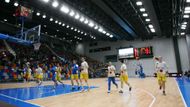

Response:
(33, 43), (41, 51)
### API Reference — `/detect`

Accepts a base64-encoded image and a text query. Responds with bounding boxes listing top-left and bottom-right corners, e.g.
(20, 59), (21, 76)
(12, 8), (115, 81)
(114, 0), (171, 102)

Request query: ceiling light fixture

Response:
(88, 21), (94, 27)
(75, 13), (80, 19)
(183, 15), (189, 18)
(148, 24), (153, 28)
(42, 0), (49, 3)
(142, 13), (148, 17)
(50, 18), (53, 21)
(80, 16), (85, 22)
(69, 10), (75, 17)
(52, 1), (59, 8)
(136, 1), (142, 6)
(185, 7), (190, 11)
(5, 0), (10, 3)
(150, 28), (155, 33)
(36, 12), (40, 16)
(140, 8), (146, 12)
(42, 15), (46, 18)
(84, 19), (89, 24)
(60, 5), (70, 14)
(14, 2), (19, 7)
(145, 19), (150, 22)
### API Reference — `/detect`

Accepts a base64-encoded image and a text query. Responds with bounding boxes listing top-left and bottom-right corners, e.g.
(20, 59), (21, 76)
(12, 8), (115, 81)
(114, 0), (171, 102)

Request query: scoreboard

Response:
(118, 46), (153, 59)
(134, 47), (153, 58)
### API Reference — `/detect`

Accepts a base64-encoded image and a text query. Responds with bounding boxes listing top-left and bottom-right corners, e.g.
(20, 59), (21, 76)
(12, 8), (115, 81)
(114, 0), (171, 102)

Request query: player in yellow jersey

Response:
(119, 59), (132, 93)
(56, 63), (64, 86)
(154, 56), (168, 95)
(80, 57), (90, 91)
(25, 66), (32, 82)
(35, 65), (43, 85)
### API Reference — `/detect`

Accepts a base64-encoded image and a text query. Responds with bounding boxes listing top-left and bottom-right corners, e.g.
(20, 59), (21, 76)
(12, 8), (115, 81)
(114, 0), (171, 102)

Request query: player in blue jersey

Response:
(51, 63), (64, 89)
(71, 60), (80, 90)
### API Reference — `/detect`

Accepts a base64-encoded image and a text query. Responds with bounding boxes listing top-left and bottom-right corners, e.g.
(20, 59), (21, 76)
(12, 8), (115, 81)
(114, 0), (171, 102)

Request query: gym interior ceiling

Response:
(0, 0), (188, 43)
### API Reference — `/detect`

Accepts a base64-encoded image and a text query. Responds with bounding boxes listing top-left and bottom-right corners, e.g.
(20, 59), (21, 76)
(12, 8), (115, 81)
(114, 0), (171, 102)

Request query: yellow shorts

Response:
(120, 74), (128, 82)
(71, 74), (78, 80)
(56, 73), (62, 81)
(80, 73), (88, 80)
(37, 74), (43, 79)
(157, 72), (166, 82)
(56, 75), (61, 81)
(26, 74), (31, 79)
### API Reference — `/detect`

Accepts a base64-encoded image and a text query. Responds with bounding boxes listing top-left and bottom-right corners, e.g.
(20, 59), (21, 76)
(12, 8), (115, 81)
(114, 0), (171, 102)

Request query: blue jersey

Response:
(72, 64), (79, 74)
(51, 66), (57, 76)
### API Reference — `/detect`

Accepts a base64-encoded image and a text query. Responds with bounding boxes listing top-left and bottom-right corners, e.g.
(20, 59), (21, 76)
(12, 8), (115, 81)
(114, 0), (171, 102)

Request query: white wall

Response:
(178, 37), (190, 72)
(78, 37), (189, 77)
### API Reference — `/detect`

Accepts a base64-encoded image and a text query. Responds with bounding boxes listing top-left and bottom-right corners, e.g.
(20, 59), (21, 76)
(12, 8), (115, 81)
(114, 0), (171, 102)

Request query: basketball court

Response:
(0, 78), (188, 107)
(1, 0), (190, 107)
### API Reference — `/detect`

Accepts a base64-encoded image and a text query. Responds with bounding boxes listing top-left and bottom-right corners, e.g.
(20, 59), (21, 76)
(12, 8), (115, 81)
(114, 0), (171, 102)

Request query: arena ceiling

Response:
(0, 0), (188, 43)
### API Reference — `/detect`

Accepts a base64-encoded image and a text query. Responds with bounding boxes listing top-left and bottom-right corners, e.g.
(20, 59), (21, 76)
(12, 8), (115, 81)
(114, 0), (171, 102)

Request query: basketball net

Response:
(33, 43), (41, 51)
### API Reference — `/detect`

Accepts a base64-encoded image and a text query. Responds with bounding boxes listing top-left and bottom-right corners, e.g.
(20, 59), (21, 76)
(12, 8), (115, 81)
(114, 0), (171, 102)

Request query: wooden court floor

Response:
(0, 77), (185, 107)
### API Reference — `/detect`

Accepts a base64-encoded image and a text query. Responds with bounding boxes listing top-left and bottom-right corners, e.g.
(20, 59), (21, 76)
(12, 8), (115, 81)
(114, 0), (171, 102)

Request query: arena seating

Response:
(0, 40), (103, 82)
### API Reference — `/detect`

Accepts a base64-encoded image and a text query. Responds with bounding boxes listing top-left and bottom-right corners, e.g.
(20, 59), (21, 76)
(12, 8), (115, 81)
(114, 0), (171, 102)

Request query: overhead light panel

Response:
(60, 5), (69, 14)
(55, 20), (58, 23)
(4, 19), (7, 22)
(62, 23), (65, 26)
(52, 1), (59, 8)
(36, 12), (40, 16)
(58, 22), (62, 25)
(181, 32), (185, 35)
(140, 8), (145, 12)
(84, 19), (89, 24)
(80, 16), (85, 22)
(69, 10), (75, 17)
(181, 24), (187, 28)
(50, 18), (53, 21)
(181, 26), (186, 29)
(88, 21), (94, 27)
(42, 15), (46, 18)
(183, 15), (189, 18)
(14, 2), (19, 7)
(98, 28), (103, 32)
(184, 10), (190, 14)
(66, 25), (69, 28)
(145, 19), (150, 22)
(110, 35), (113, 38)
(185, 7), (190, 11)
(187, 0), (190, 3)
(136, 1), (142, 6)
(148, 24), (153, 28)
(42, 0), (49, 3)
(5, 0), (10, 3)
(75, 13), (80, 19)
(150, 28), (155, 33)
(143, 13), (148, 17)
(102, 31), (106, 34)
(183, 22), (187, 24)
(94, 25), (98, 30)
(106, 33), (110, 36)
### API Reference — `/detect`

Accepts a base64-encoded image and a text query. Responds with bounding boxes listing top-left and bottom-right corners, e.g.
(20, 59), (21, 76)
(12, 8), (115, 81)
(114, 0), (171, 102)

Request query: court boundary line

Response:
(0, 93), (43, 107)
(175, 78), (187, 107)
(28, 86), (98, 101)
(135, 88), (156, 107)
